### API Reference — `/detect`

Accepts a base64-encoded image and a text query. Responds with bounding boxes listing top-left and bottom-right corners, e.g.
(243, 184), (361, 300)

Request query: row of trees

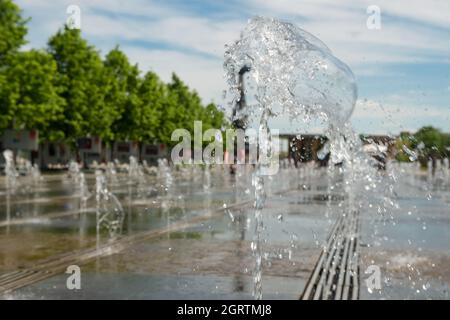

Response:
(0, 0), (226, 148)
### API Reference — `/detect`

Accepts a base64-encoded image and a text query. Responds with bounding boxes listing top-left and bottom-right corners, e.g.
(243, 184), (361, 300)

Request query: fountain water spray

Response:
(21, 160), (41, 188)
(128, 156), (140, 180)
(3, 150), (18, 227)
(68, 160), (81, 182)
(129, 156), (147, 198)
(95, 170), (125, 243)
(106, 161), (119, 186)
(67, 159), (90, 202)
(3, 150), (18, 191)
(31, 163), (41, 183)
(203, 164), (211, 193)
(157, 158), (173, 193)
(224, 17), (377, 299)
(443, 158), (449, 182)
(79, 172), (90, 204)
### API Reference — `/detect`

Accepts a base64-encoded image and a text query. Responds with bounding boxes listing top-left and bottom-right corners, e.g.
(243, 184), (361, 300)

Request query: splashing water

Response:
(68, 160), (81, 182)
(128, 156), (140, 180)
(79, 172), (90, 203)
(106, 161), (119, 185)
(443, 158), (450, 181)
(23, 160), (41, 187)
(31, 163), (41, 182)
(128, 156), (147, 197)
(203, 164), (212, 193)
(224, 17), (357, 127)
(3, 150), (18, 191)
(224, 17), (378, 299)
(95, 170), (125, 242)
(158, 158), (173, 193)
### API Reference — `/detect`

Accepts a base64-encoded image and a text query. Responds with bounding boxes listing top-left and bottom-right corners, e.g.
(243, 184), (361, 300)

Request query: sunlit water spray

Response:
(157, 158), (176, 233)
(95, 170), (125, 244)
(106, 161), (119, 186)
(224, 16), (382, 299)
(3, 150), (18, 191)
(129, 156), (147, 198)
(68, 160), (80, 181)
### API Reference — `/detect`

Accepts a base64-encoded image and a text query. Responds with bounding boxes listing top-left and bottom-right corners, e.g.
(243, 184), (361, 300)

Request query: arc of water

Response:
(224, 17), (370, 300)
(95, 170), (125, 244)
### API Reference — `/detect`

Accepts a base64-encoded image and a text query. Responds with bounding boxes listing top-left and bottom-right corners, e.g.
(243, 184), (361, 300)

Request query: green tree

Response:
(202, 102), (226, 130)
(0, 0), (28, 62)
(165, 73), (228, 147)
(103, 46), (141, 142)
(395, 132), (415, 162)
(0, 50), (64, 140)
(412, 126), (445, 166)
(158, 86), (179, 146)
(134, 71), (166, 143)
(47, 26), (119, 144)
(167, 73), (201, 133)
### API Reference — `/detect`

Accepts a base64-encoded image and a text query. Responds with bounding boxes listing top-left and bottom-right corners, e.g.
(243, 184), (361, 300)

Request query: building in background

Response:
(283, 134), (329, 166)
(283, 133), (397, 168)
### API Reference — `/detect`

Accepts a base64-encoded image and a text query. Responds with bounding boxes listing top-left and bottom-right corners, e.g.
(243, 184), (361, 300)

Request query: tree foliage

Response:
(0, 0), (28, 62)
(0, 3), (227, 151)
(133, 71), (165, 143)
(0, 50), (64, 140)
(103, 47), (141, 142)
(47, 27), (121, 144)
(396, 126), (450, 164)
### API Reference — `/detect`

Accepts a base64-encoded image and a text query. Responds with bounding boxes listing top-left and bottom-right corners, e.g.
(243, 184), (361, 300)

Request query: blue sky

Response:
(16, 0), (450, 134)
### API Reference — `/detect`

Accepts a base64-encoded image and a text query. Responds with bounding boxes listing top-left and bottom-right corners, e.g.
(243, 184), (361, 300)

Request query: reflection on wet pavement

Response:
(1, 164), (449, 299)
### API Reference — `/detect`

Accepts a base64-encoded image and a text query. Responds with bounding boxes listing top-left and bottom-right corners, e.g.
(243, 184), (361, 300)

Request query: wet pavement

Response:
(359, 170), (450, 299)
(0, 164), (449, 299)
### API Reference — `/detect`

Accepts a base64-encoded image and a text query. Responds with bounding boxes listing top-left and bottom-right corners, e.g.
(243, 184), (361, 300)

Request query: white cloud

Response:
(20, 0), (450, 66)
(351, 98), (450, 134)
(249, 0), (450, 29)
(247, 0), (450, 68)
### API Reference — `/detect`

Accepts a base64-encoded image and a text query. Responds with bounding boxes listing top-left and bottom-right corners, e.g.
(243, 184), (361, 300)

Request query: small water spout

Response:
(128, 156), (140, 180)
(203, 164), (211, 193)
(443, 158), (449, 183)
(31, 163), (41, 182)
(128, 156), (146, 197)
(158, 158), (173, 193)
(68, 160), (81, 183)
(3, 150), (18, 191)
(106, 161), (119, 186)
(95, 170), (125, 243)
